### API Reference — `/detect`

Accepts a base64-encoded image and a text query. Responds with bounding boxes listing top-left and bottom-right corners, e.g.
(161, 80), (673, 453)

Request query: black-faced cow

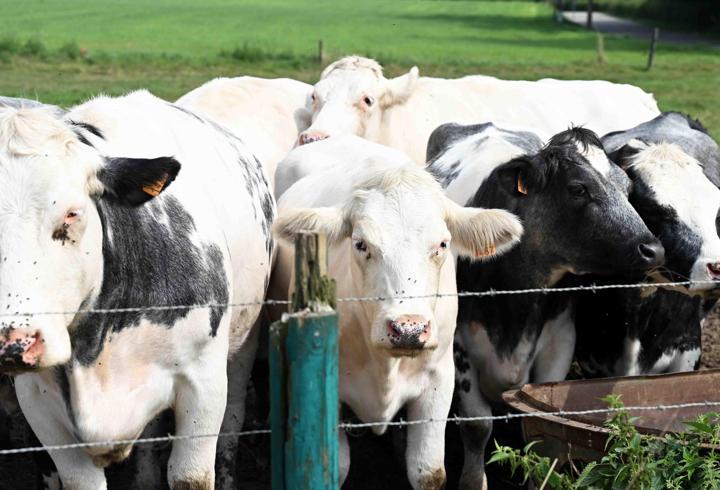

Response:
(426, 123), (663, 488)
(575, 113), (720, 377)
(0, 90), (274, 489)
(274, 149), (523, 489)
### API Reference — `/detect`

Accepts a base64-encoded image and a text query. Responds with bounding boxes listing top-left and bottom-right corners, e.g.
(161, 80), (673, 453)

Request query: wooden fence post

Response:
(318, 40), (325, 65)
(270, 233), (339, 490)
(596, 32), (607, 64)
(646, 27), (659, 71)
(586, 0), (594, 29)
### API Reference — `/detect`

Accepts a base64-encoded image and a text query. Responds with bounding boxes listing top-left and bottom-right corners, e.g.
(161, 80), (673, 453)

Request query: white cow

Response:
(298, 55), (661, 163)
(0, 90), (275, 489)
(176, 76), (312, 188)
(274, 151), (523, 489)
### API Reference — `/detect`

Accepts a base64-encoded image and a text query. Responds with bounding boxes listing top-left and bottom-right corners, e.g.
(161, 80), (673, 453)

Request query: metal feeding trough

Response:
(502, 369), (720, 462)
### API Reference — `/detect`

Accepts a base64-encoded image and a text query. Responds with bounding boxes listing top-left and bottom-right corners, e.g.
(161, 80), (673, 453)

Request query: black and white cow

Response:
(0, 90), (275, 489)
(426, 122), (664, 489)
(575, 113), (720, 377)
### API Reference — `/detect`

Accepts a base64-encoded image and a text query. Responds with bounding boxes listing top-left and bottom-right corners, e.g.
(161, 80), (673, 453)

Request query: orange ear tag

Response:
(476, 244), (497, 258)
(517, 175), (528, 195)
(142, 173), (169, 197)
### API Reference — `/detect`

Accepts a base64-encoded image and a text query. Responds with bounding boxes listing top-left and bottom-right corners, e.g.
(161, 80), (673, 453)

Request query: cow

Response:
(426, 123), (664, 489)
(574, 113), (720, 377)
(297, 55), (660, 163)
(0, 90), (275, 489)
(274, 133), (413, 198)
(176, 76), (312, 188)
(274, 151), (524, 489)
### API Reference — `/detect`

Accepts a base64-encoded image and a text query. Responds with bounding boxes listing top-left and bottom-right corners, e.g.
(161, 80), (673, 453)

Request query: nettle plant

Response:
(490, 395), (720, 489)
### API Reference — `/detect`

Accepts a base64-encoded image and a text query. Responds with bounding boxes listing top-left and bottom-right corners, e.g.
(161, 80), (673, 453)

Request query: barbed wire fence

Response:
(1, 278), (719, 459)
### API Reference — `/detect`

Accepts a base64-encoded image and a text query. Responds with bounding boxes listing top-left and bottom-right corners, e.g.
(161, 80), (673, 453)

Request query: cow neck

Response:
(457, 242), (572, 351)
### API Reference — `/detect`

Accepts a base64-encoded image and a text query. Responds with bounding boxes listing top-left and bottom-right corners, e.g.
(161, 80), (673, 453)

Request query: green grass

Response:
(0, 0), (718, 136)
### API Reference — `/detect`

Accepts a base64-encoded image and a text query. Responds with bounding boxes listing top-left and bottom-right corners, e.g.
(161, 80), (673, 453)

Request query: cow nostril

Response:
(387, 321), (402, 337)
(638, 242), (664, 265)
(707, 262), (720, 278)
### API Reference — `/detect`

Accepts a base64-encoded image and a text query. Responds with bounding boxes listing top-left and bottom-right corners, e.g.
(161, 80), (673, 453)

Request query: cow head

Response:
(0, 106), (179, 372)
(275, 165), (522, 355)
(611, 139), (720, 292)
(298, 56), (419, 145)
(475, 128), (663, 279)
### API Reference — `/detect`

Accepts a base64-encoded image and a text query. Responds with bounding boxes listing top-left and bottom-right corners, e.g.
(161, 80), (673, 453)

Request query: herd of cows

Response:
(0, 55), (719, 489)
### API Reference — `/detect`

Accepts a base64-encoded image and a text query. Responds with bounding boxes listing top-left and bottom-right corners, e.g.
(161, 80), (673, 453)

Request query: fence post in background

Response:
(270, 232), (339, 490)
(646, 27), (659, 70)
(586, 0), (593, 29)
(596, 32), (607, 64)
(318, 40), (324, 65)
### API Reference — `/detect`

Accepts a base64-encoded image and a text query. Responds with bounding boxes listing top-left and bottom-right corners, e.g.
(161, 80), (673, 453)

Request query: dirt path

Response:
(562, 11), (720, 48)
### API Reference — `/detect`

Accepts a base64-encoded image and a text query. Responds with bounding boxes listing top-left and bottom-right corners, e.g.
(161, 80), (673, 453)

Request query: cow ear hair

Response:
(497, 157), (536, 197)
(380, 66), (419, 108)
(98, 156), (181, 206)
(607, 138), (648, 169)
(444, 199), (523, 261)
(273, 207), (350, 244)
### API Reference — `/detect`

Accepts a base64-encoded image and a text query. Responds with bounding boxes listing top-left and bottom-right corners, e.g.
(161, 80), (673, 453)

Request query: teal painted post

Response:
(270, 232), (338, 489)
(269, 320), (288, 490)
(285, 312), (339, 489)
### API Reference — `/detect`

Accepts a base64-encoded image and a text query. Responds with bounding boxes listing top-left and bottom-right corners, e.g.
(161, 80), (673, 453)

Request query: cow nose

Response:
(707, 262), (720, 280)
(0, 330), (43, 371)
(387, 315), (430, 349)
(298, 131), (329, 146)
(637, 241), (665, 268)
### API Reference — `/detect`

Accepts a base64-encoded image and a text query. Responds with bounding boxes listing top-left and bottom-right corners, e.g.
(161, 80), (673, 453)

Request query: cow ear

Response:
(607, 138), (648, 169)
(380, 66), (419, 108)
(98, 156), (181, 206)
(497, 157), (537, 197)
(273, 207), (350, 244)
(444, 199), (523, 261)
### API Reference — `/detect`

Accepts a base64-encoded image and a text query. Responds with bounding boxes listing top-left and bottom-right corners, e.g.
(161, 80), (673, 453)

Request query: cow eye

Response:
(311, 93), (317, 103)
(440, 241), (448, 249)
(568, 183), (587, 198)
(363, 96), (375, 107)
(354, 240), (367, 253)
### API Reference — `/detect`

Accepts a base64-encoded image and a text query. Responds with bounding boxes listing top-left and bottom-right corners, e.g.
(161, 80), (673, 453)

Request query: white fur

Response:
(4, 91), (274, 489)
(176, 76), (312, 189)
(299, 56), (660, 163)
(275, 155), (522, 489)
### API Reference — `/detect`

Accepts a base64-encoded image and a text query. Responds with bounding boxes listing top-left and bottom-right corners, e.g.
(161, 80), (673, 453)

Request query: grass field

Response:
(0, 0), (718, 136)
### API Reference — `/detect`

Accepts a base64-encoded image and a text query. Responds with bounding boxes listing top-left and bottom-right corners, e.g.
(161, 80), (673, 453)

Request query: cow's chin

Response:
(384, 344), (437, 358)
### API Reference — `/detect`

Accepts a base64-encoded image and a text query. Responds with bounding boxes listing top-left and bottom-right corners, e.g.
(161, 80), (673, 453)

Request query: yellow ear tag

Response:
(142, 173), (169, 197)
(517, 175), (528, 195)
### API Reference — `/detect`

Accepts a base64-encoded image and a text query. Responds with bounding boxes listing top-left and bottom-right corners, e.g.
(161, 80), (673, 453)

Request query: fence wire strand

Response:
(0, 279), (716, 318)
(2, 401), (720, 456)
(1, 278), (719, 457)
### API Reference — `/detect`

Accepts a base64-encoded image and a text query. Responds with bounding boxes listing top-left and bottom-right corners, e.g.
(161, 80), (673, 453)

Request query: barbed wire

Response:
(2, 400), (719, 456)
(0, 279), (715, 318)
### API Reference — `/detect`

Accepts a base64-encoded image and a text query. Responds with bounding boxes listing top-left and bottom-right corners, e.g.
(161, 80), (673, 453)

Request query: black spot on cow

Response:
(71, 195), (229, 366)
(453, 341), (471, 374)
(68, 120), (105, 140)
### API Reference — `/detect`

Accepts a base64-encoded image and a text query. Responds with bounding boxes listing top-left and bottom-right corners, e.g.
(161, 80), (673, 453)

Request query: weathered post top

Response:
(292, 232), (337, 313)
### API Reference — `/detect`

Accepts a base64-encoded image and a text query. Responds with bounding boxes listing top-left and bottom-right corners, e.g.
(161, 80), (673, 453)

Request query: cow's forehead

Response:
(575, 141), (612, 177)
(315, 69), (382, 98)
(349, 187), (448, 246)
(633, 144), (720, 218)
